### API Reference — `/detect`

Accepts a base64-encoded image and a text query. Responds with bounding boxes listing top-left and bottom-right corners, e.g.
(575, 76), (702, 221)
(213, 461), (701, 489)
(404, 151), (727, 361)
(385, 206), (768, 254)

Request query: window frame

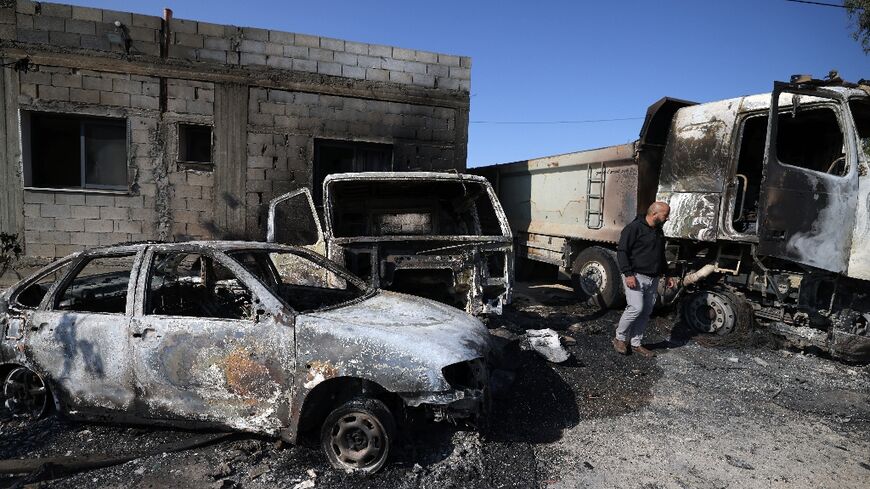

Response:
(771, 101), (853, 179)
(176, 122), (214, 170)
(141, 248), (260, 323)
(50, 252), (139, 316)
(22, 110), (130, 191)
(226, 247), (372, 314)
(8, 257), (76, 311)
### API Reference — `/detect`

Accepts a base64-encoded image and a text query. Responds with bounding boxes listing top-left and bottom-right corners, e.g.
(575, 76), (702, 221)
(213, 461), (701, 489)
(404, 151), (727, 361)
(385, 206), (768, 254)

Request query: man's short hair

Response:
(647, 201), (670, 216)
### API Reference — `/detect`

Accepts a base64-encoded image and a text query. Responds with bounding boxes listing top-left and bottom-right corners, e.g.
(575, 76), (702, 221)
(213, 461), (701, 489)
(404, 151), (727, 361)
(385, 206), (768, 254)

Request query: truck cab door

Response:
(757, 82), (859, 273)
(267, 188), (326, 255)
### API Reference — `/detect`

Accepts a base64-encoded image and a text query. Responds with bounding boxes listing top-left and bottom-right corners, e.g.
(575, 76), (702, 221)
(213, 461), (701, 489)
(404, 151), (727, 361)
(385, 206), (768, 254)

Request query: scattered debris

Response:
(753, 357), (770, 367)
(0, 433), (232, 482)
(292, 469), (317, 489)
(521, 329), (571, 363)
(248, 466), (269, 480)
(724, 454), (755, 470)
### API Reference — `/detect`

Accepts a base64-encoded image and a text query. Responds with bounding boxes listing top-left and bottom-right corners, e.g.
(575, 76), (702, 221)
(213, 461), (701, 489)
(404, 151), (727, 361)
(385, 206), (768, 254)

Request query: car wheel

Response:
(320, 397), (396, 473)
(571, 247), (625, 309)
(681, 289), (751, 335)
(3, 367), (50, 420)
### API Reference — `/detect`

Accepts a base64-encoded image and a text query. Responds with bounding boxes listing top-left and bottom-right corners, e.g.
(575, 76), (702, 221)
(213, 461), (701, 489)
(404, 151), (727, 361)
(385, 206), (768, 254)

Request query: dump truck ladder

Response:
(586, 162), (605, 229)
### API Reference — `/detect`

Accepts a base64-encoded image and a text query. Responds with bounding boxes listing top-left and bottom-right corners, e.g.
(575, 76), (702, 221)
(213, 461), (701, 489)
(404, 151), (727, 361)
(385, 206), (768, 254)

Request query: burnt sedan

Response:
(0, 241), (491, 472)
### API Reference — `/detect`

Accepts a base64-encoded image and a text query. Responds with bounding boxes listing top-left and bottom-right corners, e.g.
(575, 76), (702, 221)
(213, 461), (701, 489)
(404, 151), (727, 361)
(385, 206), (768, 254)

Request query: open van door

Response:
(267, 188), (326, 255)
(757, 82), (859, 273)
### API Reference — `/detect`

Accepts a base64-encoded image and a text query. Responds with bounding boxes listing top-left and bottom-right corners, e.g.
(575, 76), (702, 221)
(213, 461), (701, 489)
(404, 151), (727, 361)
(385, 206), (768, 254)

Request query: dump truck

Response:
(473, 76), (870, 362)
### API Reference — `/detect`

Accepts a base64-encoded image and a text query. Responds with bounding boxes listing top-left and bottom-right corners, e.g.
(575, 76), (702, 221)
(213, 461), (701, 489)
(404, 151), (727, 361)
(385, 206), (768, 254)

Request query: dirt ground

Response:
(1, 280), (869, 489)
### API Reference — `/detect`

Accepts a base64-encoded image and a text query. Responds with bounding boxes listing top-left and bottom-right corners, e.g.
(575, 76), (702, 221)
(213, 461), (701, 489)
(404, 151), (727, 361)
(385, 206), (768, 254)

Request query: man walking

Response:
(613, 201), (673, 358)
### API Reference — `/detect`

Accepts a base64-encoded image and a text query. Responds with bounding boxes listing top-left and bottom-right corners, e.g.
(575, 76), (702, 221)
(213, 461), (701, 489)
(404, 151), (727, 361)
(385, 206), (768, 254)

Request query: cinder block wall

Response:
(0, 0), (471, 259)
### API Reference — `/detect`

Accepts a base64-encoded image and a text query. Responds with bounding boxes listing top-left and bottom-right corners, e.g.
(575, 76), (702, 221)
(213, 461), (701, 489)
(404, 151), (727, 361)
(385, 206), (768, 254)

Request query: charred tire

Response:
(681, 289), (751, 336)
(3, 367), (50, 420)
(571, 247), (625, 309)
(320, 397), (396, 473)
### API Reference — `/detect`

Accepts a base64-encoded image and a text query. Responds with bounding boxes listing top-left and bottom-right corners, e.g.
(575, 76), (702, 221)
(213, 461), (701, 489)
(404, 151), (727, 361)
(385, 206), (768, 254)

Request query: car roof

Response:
(77, 240), (305, 257)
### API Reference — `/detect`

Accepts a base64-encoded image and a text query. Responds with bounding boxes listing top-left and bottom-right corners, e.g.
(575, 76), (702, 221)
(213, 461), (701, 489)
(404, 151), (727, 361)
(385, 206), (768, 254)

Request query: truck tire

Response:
(571, 247), (625, 309)
(320, 397), (396, 473)
(681, 289), (752, 336)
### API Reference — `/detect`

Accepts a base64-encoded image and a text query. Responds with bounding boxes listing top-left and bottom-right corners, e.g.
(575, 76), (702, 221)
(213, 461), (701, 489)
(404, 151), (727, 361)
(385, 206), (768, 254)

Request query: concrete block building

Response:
(0, 0), (471, 258)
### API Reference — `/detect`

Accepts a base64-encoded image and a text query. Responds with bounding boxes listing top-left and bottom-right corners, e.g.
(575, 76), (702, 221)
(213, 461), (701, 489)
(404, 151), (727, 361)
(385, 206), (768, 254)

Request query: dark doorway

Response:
(313, 139), (392, 204)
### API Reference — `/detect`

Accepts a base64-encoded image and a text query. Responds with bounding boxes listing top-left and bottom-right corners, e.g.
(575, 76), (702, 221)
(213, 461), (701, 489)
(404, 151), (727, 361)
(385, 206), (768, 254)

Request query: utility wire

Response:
(784, 0), (861, 9)
(470, 117), (644, 125)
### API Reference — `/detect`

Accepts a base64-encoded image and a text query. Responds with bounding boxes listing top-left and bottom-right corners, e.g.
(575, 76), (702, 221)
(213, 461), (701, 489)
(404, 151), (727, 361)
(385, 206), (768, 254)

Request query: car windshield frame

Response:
(324, 176), (512, 242)
(225, 246), (374, 314)
(7, 256), (77, 311)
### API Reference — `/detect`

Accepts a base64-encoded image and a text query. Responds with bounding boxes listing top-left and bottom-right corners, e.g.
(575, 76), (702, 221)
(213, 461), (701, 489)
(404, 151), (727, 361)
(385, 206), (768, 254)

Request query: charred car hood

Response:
(296, 291), (491, 392)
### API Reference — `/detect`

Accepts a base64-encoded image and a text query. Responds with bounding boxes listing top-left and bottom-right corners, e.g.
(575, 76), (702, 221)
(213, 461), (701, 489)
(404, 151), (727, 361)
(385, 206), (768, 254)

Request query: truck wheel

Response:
(320, 397), (396, 473)
(681, 289), (751, 335)
(571, 247), (625, 309)
(3, 367), (50, 420)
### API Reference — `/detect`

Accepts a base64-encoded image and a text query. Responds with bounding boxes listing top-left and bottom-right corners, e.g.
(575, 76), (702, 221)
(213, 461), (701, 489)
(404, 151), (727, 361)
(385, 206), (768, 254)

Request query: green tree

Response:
(0, 233), (22, 279)
(845, 0), (870, 53)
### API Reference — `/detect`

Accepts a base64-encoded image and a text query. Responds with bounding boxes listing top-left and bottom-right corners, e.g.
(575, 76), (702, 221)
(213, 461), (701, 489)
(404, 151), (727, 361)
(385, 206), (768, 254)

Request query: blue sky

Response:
(64, 0), (867, 166)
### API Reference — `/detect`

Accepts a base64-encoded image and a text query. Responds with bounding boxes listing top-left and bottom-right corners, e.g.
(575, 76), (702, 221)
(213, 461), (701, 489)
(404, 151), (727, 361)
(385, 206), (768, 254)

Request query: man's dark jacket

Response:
(617, 215), (667, 277)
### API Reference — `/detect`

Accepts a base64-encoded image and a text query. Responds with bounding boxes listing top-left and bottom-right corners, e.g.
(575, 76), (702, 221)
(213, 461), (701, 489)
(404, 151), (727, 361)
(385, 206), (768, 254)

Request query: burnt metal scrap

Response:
(0, 241), (493, 473)
(268, 172), (514, 316)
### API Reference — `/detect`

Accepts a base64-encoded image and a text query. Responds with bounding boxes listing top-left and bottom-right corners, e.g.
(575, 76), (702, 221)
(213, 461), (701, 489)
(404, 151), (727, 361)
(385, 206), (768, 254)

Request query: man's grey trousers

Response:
(616, 273), (659, 347)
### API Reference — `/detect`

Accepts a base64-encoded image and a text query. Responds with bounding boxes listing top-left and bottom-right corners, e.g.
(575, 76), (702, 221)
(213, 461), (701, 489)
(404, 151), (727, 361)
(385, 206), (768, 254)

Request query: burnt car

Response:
(267, 172), (513, 316)
(0, 241), (491, 472)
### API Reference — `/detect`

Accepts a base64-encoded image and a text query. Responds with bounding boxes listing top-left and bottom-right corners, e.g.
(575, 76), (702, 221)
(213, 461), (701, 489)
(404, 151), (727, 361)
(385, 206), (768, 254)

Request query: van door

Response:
(267, 188), (326, 255)
(757, 82), (859, 273)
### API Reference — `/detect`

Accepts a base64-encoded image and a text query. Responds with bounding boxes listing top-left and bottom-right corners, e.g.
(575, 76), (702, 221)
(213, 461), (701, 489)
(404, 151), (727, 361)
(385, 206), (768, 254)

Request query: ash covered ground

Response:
(1, 280), (869, 489)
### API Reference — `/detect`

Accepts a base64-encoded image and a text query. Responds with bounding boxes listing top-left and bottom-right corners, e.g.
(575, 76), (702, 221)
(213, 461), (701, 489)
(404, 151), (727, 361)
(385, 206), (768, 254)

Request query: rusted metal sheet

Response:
(0, 241), (492, 448)
(658, 191), (721, 242)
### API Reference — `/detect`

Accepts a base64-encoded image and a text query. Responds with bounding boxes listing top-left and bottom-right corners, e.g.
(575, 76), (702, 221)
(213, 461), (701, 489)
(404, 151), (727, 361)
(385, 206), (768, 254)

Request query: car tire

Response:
(3, 366), (51, 420)
(571, 247), (625, 309)
(320, 397), (396, 473)
(681, 289), (752, 336)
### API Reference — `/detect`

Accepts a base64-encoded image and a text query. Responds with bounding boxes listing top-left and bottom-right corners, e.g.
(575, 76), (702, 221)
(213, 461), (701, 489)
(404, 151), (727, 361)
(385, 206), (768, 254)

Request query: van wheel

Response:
(3, 367), (50, 420)
(320, 398), (396, 473)
(571, 247), (625, 309)
(681, 289), (751, 335)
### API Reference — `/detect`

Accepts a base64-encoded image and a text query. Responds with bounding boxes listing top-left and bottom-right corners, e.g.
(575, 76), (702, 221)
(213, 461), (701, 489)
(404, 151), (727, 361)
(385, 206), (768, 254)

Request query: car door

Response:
(267, 188), (326, 255)
(757, 82), (860, 273)
(129, 247), (296, 434)
(25, 251), (141, 414)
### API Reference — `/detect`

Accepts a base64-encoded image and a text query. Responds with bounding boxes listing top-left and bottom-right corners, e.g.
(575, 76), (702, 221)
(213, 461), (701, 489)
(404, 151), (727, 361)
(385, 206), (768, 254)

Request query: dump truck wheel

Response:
(3, 367), (50, 420)
(571, 247), (625, 309)
(681, 289), (751, 336)
(321, 397), (396, 473)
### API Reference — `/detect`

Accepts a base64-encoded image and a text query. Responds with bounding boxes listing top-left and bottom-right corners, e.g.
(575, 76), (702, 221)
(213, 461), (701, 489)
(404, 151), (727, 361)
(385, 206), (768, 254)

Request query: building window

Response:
(23, 112), (128, 190)
(313, 139), (393, 203)
(178, 123), (213, 167)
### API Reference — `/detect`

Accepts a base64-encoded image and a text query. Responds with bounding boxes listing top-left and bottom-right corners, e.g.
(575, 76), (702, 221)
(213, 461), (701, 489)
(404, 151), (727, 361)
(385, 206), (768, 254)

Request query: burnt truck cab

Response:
(268, 172), (514, 315)
(657, 78), (870, 361)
